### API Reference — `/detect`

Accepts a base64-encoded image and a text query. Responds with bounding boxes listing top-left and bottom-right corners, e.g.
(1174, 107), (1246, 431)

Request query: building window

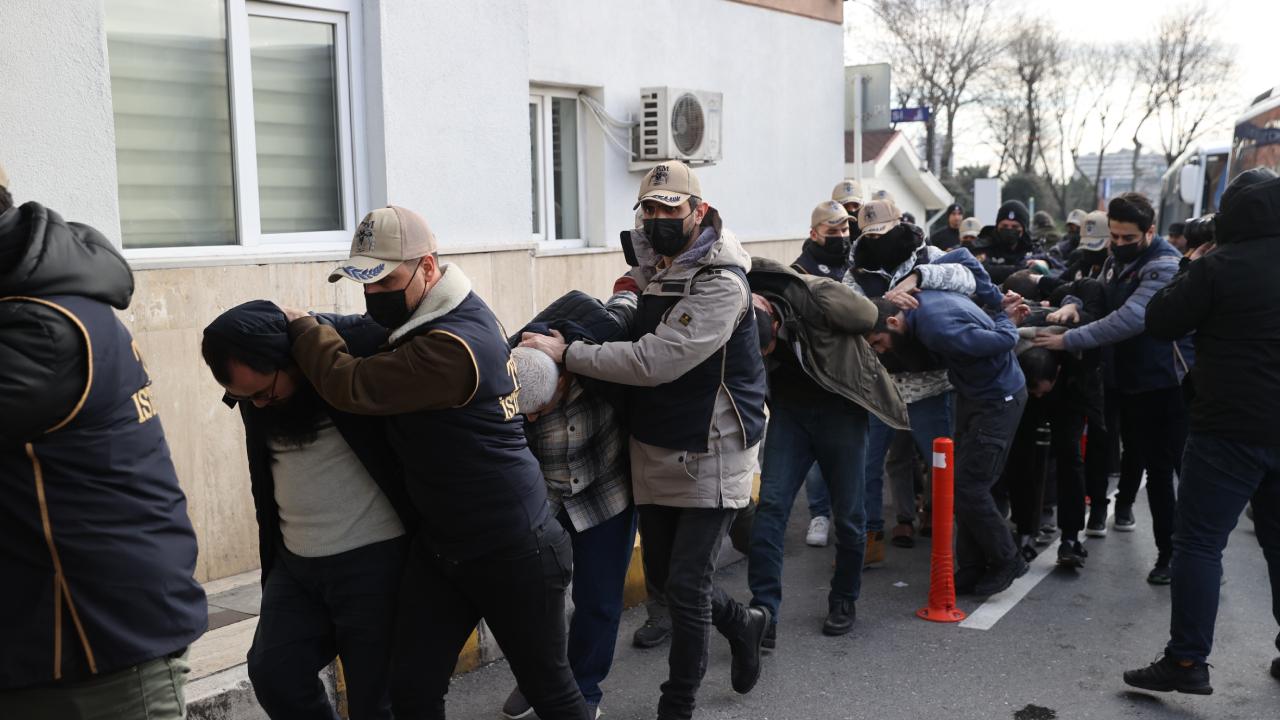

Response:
(530, 88), (585, 247)
(105, 0), (363, 254)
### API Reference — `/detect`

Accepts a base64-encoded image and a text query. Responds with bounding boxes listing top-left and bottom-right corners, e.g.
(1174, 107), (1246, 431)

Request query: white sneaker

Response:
(806, 515), (831, 547)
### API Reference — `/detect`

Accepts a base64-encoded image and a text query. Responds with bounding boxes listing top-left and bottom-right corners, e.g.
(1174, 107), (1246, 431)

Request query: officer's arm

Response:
(0, 303), (88, 443)
(1061, 260), (1177, 352)
(288, 317), (476, 415)
(566, 271), (748, 387)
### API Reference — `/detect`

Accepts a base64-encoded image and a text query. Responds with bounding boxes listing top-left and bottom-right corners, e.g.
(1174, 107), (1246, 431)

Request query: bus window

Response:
(1231, 104), (1280, 177)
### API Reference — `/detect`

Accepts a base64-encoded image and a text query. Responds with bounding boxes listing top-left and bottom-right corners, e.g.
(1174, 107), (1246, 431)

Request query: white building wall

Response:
(529, 0), (845, 244)
(0, 0), (122, 236)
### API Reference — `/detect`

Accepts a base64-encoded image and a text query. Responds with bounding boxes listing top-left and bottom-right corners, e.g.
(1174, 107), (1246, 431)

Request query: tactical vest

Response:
(628, 266), (767, 453)
(391, 292), (549, 561)
(0, 295), (205, 688)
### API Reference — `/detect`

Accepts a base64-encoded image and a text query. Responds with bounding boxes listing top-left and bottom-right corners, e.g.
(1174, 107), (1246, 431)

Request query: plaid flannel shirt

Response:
(526, 378), (631, 532)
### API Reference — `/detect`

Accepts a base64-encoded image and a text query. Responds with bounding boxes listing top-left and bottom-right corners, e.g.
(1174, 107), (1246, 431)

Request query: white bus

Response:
(1158, 143), (1230, 235)
(1230, 85), (1280, 178)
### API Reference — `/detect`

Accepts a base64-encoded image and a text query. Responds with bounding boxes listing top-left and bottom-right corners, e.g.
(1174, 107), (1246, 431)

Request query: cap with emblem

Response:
(1066, 209), (1087, 228)
(960, 216), (982, 239)
(831, 178), (865, 205)
(1078, 210), (1110, 252)
(810, 200), (849, 229)
(857, 198), (902, 237)
(329, 206), (438, 284)
(635, 161), (701, 209)
(870, 189), (895, 204)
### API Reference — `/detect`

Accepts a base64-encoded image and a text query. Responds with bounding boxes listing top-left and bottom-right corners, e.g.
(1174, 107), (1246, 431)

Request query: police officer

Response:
(793, 200), (852, 281)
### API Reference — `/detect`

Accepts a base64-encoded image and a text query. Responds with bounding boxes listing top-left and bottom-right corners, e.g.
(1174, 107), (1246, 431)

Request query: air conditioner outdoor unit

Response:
(632, 87), (722, 169)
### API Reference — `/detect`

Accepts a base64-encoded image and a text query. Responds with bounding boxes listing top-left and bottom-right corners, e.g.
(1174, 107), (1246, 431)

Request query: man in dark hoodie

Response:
(1124, 168), (1280, 695)
(931, 203), (965, 250)
(985, 200), (1036, 283)
(0, 165), (206, 718)
(200, 302), (416, 720)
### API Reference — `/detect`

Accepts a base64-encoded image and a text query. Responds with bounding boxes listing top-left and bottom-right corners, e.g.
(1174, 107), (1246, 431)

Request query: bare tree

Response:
(1007, 18), (1064, 176)
(1129, 3), (1236, 188)
(870, 0), (1005, 178)
(1080, 47), (1138, 202)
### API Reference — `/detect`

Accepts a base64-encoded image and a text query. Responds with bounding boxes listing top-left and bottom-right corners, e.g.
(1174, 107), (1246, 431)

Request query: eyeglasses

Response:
(225, 369), (281, 405)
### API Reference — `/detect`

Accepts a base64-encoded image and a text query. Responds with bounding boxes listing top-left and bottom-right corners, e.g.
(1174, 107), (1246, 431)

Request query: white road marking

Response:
(959, 482), (1139, 631)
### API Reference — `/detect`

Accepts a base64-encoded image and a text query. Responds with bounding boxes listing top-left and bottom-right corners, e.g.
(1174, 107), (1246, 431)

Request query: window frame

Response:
(118, 0), (367, 263)
(529, 85), (588, 250)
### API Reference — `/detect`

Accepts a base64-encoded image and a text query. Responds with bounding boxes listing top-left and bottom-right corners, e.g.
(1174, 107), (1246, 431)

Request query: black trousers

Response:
(1119, 386), (1189, 559)
(1090, 389), (1145, 509)
(248, 537), (407, 720)
(954, 390), (1027, 573)
(638, 505), (749, 720)
(390, 522), (589, 720)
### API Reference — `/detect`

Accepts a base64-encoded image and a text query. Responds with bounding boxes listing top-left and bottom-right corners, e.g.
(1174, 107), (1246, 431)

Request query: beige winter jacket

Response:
(565, 229), (758, 509)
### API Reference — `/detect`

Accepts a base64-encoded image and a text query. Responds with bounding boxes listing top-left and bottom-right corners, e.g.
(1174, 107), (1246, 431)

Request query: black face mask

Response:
(1111, 240), (1146, 264)
(643, 213), (694, 257)
(848, 220), (861, 238)
(855, 224), (918, 271)
(998, 227), (1022, 250)
(809, 234), (850, 265)
(365, 265), (424, 329)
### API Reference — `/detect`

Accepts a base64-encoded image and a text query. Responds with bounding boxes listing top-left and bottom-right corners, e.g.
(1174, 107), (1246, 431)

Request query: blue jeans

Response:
(562, 505), (637, 705)
(804, 463), (829, 518)
(748, 393), (869, 621)
(864, 392), (954, 533)
(1167, 433), (1280, 663)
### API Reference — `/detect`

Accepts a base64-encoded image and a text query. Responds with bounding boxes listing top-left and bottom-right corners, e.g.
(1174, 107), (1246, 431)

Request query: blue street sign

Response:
(890, 107), (931, 123)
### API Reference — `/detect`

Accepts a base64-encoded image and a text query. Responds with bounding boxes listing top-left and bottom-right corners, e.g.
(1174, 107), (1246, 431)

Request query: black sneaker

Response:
(974, 555), (1029, 596)
(1114, 503), (1137, 532)
(1123, 655), (1213, 695)
(822, 598), (856, 636)
(1056, 540), (1087, 569)
(1270, 656), (1280, 681)
(727, 606), (768, 694)
(955, 565), (985, 595)
(761, 622), (777, 650)
(1034, 524), (1059, 547)
(1019, 541), (1039, 563)
(1148, 560), (1172, 585)
(1085, 505), (1109, 538)
(632, 616), (670, 649)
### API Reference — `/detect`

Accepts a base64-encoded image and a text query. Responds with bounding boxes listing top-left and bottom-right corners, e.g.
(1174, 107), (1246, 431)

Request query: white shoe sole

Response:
(1113, 524), (1137, 533)
(1085, 527), (1108, 538)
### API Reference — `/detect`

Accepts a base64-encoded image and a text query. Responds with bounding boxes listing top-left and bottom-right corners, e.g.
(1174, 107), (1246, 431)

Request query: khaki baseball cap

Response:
(810, 200), (849, 229)
(634, 161), (701, 209)
(857, 198), (901, 237)
(1078, 210), (1110, 252)
(0, 162), (8, 189)
(960, 217), (982, 238)
(329, 206), (438, 284)
(831, 178), (865, 205)
(1066, 208), (1088, 227)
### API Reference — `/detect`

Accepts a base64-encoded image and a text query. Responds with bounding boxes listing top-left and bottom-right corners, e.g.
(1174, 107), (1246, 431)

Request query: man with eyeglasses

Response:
(200, 300), (415, 720)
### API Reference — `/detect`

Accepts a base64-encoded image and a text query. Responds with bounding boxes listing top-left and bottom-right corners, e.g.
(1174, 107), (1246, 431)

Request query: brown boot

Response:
(891, 522), (916, 549)
(864, 531), (886, 567)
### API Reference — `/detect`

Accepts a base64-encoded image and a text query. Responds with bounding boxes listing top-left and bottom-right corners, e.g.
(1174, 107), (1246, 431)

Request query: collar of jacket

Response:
(388, 263), (473, 345)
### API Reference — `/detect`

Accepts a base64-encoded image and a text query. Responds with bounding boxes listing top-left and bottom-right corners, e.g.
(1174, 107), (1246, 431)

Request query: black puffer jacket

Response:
(1148, 168), (1280, 445)
(0, 203), (133, 441)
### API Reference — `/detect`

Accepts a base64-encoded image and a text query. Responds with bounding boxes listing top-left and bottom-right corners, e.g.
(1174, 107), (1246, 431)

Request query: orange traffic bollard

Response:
(917, 437), (966, 623)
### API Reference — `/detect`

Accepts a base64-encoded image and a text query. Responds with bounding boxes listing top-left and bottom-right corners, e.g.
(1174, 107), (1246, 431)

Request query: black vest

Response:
(629, 266), (767, 453)
(791, 244), (848, 281)
(391, 292), (549, 561)
(1101, 239), (1194, 393)
(0, 295), (205, 688)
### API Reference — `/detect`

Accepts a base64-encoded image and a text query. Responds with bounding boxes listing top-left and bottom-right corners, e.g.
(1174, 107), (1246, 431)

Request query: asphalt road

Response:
(445, 495), (1279, 720)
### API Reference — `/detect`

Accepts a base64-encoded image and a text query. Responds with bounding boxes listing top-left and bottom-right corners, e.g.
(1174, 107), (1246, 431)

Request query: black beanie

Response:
(996, 200), (1030, 231)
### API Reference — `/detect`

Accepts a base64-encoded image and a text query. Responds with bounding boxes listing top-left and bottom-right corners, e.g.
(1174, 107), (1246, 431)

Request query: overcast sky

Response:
(842, 0), (1277, 171)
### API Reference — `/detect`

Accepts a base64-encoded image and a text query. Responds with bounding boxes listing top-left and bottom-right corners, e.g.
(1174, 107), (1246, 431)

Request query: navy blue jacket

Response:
(906, 290), (1026, 401)
(1, 203), (205, 688)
